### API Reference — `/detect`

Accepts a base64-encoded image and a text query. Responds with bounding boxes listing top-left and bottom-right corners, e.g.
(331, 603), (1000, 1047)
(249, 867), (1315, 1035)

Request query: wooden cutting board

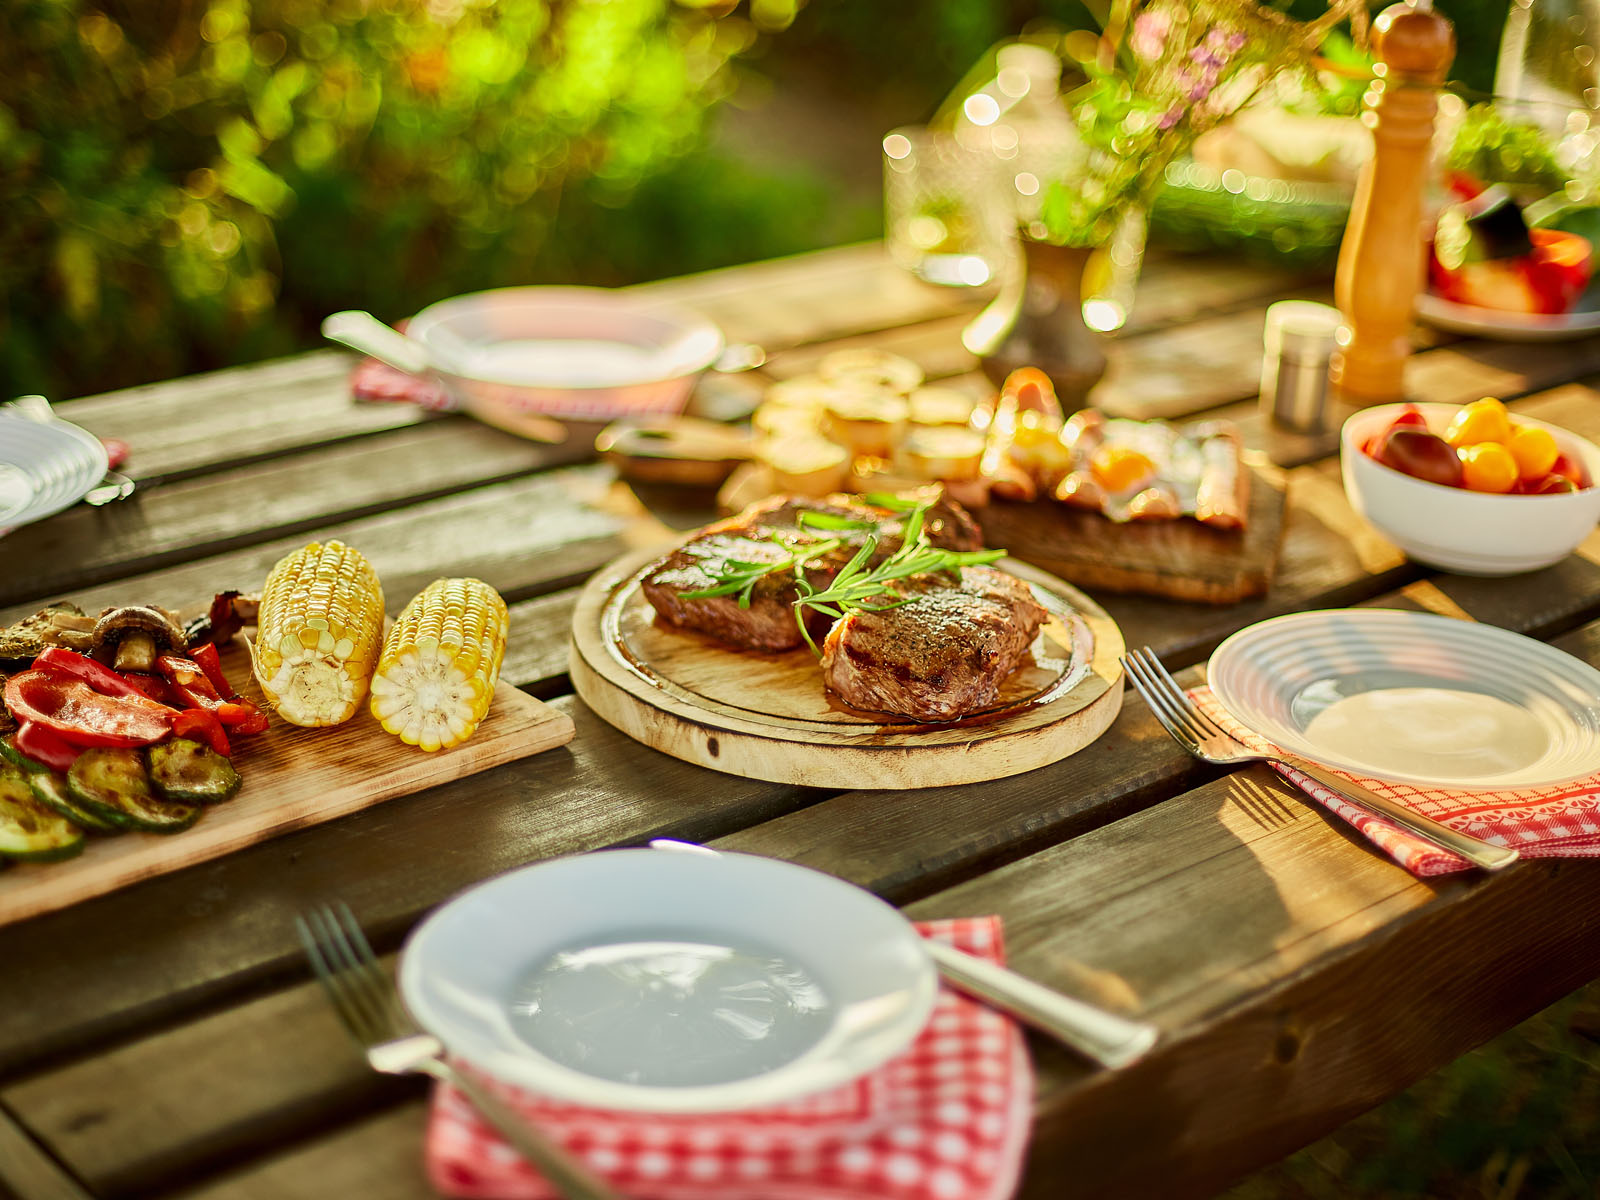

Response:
(970, 463), (1289, 604)
(0, 644), (574, 927)
(570, 548), (1124, 790)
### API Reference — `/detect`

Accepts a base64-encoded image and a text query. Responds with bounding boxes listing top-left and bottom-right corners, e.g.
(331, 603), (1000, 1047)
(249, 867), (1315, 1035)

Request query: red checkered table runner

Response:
(426, 916), (1032, 1200)
(1191, 685), (1600, 875)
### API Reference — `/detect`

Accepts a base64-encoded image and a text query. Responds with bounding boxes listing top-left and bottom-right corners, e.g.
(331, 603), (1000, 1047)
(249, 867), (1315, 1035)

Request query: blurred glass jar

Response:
(883, 126), (1014, 288)
(1496, 0), (1600, 195)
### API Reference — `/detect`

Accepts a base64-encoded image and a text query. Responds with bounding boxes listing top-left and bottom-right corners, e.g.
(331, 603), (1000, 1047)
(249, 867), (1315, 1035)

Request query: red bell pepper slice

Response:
(154, 654), (268, 734)
(217, 701), (269, 735)
(117, 671), (179, 707)
(4, 671), (175, 747)
(189, 642), (238, 700)
(155, 654), (223, 709)
(33, 647), (148, 701)
(172, 708), (232, 758)
(11, 722), (80, 774)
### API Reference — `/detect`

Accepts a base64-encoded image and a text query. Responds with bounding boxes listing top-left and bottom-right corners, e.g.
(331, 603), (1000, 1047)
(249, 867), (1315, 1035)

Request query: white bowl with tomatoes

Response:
(1341, 400), (1600, 575)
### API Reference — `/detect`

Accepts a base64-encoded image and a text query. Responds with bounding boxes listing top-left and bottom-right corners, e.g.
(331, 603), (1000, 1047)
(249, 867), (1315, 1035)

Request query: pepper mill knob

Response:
(1328, 0), (1456, 404)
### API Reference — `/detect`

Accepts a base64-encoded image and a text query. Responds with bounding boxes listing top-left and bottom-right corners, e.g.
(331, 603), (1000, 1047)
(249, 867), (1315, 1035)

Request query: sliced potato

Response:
(897, 426), (986, 481)
(818, 349), (924, 395)
(758, 436), (851, 497)
(907, 386), (978, 428)
(822, 390), (909, 459)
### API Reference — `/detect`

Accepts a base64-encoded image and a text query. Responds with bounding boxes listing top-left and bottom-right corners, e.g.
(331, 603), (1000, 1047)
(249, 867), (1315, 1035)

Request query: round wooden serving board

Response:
(569, 547), (1125, 789)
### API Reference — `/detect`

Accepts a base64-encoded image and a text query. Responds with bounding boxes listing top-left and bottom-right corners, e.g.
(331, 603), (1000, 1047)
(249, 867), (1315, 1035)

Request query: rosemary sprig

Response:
(796, 510), (878, 532)
(791, 501), (1006, 654)
(680, 537), (843, 609)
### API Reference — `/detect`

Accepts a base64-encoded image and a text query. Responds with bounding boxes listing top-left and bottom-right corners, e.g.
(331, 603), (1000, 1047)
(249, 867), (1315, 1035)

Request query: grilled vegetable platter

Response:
(0, 545), (572, 910)
(570, 487), (1126, 790)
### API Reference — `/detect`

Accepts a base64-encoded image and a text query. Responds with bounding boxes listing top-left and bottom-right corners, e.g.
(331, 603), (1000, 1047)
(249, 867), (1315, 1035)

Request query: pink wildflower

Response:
(1131, 10), (1172, 59)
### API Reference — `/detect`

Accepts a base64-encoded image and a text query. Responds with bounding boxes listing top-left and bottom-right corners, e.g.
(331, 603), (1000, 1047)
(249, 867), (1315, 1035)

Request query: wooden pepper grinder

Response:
(1328, 0), (1455, 403)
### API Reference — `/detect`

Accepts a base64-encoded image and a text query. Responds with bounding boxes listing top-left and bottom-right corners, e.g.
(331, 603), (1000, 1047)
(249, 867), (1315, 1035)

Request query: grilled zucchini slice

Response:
(28, 771), (121, 834)
(147, 739), (241, 805)
(0, 765), (84, 862)
(67, 748), (199, 834)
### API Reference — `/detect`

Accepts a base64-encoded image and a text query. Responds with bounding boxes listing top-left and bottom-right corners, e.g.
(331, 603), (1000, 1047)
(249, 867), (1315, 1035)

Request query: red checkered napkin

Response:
(348, 320), (457, 412)
(1191, 685), (1600, 876)
(425, 917), (1033, 1200)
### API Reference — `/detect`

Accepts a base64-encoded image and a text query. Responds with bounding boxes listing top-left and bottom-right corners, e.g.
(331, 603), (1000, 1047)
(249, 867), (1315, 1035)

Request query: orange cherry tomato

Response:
(1089, 445), (1157, 493)
(1506, 424), (1559, 480)
(1459, 442), (1519, 493)
(1445, 397), (1513, 448)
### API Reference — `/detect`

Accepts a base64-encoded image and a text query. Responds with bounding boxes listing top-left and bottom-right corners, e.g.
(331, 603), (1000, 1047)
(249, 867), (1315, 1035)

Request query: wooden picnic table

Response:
(2, 242), (1600, 1200)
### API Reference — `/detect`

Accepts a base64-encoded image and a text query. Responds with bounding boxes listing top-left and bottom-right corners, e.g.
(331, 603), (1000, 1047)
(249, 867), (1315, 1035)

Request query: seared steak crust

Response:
(820, 566), (1047, 721)
(641, 490), (982, 651)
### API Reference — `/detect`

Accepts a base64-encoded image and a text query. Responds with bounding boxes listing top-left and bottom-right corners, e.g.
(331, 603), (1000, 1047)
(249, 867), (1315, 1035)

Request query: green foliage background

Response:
(2, 0), (1511, 401)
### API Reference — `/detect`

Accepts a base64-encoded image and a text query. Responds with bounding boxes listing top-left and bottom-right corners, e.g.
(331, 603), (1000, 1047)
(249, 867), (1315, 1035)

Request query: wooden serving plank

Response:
(0, 670), (574, 929)
(570, 548), (1124, 790)
(972, 464), (1288, 604)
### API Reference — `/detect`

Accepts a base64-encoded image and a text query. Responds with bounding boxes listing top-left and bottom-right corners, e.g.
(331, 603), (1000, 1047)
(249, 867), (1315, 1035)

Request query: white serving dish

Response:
(1341, 401), (1600, 575)
(349, 286), (725, 427)
(0, 410), (109, 535)
(1210, 608), (1600, 790)
(398, 848), (937, 1113)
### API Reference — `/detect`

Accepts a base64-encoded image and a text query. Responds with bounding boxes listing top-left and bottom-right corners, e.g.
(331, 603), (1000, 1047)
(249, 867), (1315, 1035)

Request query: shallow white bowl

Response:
(1341, 402), (1600, 575)
(1210, 608), (1600, 789)
(398, 848), (937, 1113)
(407, 286), (725, 424)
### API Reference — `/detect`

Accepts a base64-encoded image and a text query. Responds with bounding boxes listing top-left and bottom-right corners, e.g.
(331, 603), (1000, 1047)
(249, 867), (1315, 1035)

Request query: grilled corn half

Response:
(369, 578), (507, 751)
(250, 540), (384, 726)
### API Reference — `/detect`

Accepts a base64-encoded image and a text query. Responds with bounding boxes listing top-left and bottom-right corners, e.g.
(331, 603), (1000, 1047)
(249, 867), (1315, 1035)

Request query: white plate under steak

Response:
(399, 848), (937, 1112)
(1209, 609), (1600, 790)
(1415, 292), (1600, 342)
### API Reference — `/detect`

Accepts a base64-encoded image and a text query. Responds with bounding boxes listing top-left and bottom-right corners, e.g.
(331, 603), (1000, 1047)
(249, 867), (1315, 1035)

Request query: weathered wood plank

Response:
(162, 1107), (434, 1200)
(0, 1107), (91, 1200)
(50, 351), (433, 484)
(0, 697), (822, 1080)
(0, 421), (593, 609)
(912, 782), (1600, 1200)
(0, 466), (656, 628)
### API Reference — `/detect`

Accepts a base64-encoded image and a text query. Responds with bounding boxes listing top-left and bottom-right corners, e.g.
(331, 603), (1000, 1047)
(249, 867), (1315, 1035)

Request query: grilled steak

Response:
(641, 490), (982, 651)
(820, 566), (1047, 721)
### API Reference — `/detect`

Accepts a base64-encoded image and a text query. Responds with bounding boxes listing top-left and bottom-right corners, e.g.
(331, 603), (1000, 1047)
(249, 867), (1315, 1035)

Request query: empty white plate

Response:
(399, 848), (937, 1112)
(0, 411), (108, 533)
(1209, 609), (1600, 790)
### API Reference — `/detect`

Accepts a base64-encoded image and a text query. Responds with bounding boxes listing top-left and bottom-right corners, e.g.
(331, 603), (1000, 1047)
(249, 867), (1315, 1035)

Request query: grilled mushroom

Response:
(92, 605), (188, 673)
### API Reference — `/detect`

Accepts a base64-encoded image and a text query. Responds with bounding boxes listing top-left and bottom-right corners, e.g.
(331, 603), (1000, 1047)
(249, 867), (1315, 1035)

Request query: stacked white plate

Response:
(0, 410), (109, 532)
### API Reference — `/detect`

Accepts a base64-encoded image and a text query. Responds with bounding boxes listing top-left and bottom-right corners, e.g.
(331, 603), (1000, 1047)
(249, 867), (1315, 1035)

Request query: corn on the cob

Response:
(250, 540), (385, 727)
(369, 578), (507, 751)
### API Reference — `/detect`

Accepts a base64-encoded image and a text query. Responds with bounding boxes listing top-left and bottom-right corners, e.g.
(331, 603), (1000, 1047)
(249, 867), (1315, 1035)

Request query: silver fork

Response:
(297, 903), (624, 1200)
(1121, 647), (1520, 873)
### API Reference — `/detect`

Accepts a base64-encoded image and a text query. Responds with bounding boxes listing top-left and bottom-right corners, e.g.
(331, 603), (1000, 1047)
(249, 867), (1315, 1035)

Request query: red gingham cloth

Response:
(425, 917), (1033, 1200)
(349, 319), (457, 412)
(1191, 685), (1600, 876)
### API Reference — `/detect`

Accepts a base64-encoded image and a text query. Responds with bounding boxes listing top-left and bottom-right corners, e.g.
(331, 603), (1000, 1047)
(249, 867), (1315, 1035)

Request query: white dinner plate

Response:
(0, 411), (108, 533)
(1415, 292), (1600, 342)
(1209, 609), (1600, 790)
(399, 848), (937, 1113)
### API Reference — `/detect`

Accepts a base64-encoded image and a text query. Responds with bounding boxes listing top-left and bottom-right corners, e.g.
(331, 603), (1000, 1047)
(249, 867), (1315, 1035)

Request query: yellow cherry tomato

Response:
(1445, 397), (1513, 448)
(1090, 444), (1157, 493)
(1458, 441), (1519, 493)
(1506, 424), (1559, 480)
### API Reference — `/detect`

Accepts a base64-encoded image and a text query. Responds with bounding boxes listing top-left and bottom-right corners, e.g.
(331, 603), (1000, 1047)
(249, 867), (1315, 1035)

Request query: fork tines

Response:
(1121, 647), (1218, 755)
(296, 902), (407, 1047)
